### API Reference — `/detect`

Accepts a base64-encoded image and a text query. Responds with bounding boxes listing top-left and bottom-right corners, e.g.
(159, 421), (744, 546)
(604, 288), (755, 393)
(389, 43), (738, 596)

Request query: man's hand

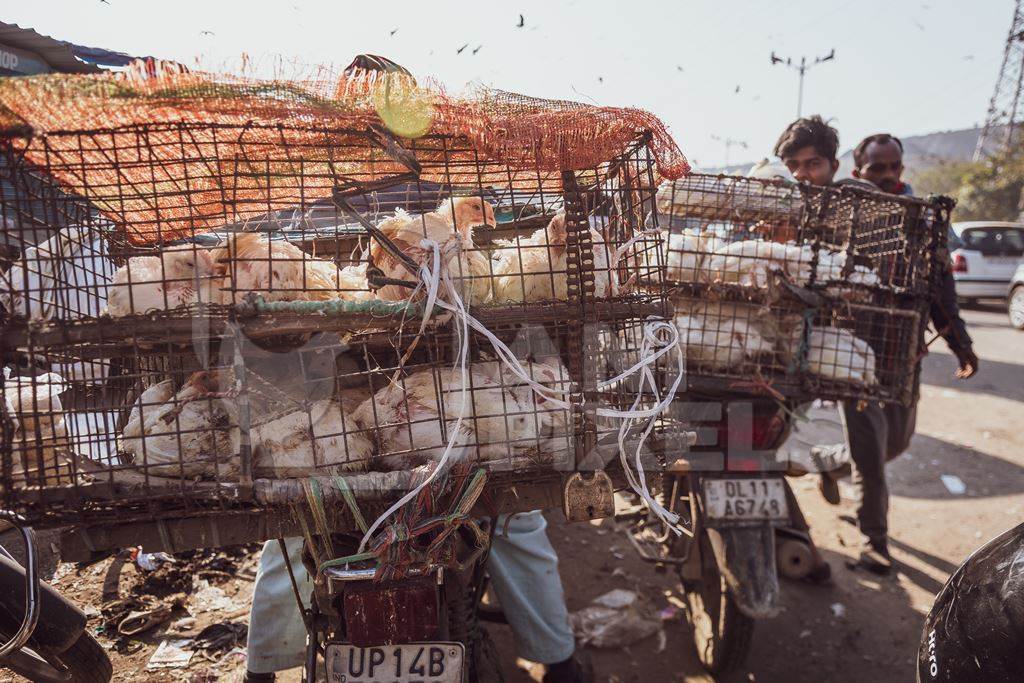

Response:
(954, 348), (979, 379)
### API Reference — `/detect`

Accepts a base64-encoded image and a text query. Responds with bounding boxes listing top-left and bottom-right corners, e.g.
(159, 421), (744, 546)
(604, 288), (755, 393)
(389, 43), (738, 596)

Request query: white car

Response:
(950, 221), (1024, 303)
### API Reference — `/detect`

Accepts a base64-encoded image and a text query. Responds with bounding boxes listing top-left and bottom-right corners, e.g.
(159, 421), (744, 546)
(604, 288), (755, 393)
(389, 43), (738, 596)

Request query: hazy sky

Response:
(5, 0), (1015, 168)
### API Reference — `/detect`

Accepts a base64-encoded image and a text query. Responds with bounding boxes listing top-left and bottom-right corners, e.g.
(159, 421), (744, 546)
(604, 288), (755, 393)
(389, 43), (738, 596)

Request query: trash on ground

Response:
(570, 589), (661, 648)
(830, 602), (846, 618)
(940, 474), (967, 495)
(193, 621), (248, 655)
(134, 549), (175, 572)
(146, 638), (194, 670)
(193, 580), (238, 613)
(118, 601), (178, 636)
(655, 610), (679, 626)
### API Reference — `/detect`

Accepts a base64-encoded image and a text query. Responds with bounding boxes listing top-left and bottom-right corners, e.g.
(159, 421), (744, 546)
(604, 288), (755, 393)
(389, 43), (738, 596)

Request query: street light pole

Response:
(771, 49), (836, 118)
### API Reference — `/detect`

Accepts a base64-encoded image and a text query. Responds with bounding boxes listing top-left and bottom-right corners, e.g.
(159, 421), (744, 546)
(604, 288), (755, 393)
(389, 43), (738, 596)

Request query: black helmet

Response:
(918, 521), (1024, 682)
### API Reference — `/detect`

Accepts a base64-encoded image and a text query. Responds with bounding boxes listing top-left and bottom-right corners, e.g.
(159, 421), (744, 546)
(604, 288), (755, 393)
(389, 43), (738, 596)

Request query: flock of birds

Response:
(105, 196), (623, 317)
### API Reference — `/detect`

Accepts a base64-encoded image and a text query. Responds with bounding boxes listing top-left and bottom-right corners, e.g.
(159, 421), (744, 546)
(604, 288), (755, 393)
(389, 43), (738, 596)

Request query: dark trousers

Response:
(839, 399), (917, 543)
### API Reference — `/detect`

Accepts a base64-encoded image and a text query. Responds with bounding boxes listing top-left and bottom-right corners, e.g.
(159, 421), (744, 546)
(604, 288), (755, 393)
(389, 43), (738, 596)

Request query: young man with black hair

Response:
(774, 115), (841, 186)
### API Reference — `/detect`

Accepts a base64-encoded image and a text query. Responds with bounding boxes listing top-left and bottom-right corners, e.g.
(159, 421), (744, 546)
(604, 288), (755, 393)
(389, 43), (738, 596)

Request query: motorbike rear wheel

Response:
(1, 631), (112, 683)
(683, 532), (754, 675)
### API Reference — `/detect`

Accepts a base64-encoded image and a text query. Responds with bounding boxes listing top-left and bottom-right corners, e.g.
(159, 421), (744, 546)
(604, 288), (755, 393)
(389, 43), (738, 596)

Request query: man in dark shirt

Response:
(823, 133), (978, 574)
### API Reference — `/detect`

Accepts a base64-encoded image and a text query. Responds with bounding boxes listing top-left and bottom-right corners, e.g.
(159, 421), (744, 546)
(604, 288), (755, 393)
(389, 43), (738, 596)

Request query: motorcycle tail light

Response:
(343, 575), (439, 647)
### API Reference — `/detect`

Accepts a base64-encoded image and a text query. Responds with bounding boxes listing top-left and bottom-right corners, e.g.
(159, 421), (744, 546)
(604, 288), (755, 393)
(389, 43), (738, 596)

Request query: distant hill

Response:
(701, 125), (996, 178)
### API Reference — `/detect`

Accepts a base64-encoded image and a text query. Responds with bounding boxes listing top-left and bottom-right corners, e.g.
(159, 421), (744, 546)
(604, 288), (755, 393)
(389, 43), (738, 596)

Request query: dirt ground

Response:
(2, 305), (1021, 683)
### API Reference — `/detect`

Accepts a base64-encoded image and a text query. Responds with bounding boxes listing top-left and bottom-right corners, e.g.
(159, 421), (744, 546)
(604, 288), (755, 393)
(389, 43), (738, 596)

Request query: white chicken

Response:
(1, 226), (115, 320)
(785, 245), (882, 288)
(352, 363), (541, 470)
(251, 398), (375, 476)
(804, 327), (877, 385)
(674, 302), (774, 370)
(701, 239), (805, 288)
(2, 368), (70, 486)
(107, 245), (220, 317)
(663, 229), (724, 284)
(211, 233), (358, 305)
(120, 370), (241, 478)
(492, 212), (617, 303)
(475, 356), (572, 456)
(371, 197), (494, 305)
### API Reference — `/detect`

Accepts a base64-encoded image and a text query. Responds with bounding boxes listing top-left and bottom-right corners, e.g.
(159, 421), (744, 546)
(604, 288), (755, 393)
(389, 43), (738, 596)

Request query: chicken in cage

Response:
(0, 63), (689, 533)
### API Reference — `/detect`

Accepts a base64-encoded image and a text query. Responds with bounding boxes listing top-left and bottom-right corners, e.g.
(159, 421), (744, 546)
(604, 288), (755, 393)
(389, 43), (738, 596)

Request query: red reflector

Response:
(343, 576), (439, 647)
(952, 253), (968, 273)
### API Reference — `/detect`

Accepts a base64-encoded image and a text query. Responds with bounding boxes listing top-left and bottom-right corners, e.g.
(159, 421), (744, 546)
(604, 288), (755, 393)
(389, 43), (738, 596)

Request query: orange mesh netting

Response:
(0, 62), (689, 245)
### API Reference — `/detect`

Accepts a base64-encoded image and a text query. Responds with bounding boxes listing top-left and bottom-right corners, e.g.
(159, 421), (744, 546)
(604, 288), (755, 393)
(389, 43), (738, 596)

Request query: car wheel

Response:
(1009, 286), (1024, 330)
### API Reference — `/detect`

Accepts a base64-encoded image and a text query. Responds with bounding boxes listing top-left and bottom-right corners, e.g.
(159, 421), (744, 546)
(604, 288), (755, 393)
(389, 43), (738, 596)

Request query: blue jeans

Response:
(246, 510), (575, 673)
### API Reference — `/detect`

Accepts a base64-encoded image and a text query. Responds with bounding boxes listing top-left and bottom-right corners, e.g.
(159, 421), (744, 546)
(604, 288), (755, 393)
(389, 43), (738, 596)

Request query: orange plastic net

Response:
(0, 62), (688, 245)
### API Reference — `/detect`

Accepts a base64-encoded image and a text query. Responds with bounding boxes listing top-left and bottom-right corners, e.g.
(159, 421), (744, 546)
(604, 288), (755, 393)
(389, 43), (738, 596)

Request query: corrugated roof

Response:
(0, 21), (103, 74)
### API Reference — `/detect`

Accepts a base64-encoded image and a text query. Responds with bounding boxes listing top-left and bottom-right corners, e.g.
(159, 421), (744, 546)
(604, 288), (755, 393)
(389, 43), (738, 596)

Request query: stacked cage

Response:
(655, 172), (950, 405)
(0, 65), (688, 562)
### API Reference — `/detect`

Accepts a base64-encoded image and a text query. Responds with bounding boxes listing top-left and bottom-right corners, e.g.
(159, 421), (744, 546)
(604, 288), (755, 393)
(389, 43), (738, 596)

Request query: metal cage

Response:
(0, 121), (674, 538)
(656, 172), (950, 404)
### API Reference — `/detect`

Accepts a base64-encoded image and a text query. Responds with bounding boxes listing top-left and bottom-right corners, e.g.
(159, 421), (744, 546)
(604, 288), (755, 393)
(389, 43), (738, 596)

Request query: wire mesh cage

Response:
(655, 172), (951, 404)
(0, 66), (688, 536)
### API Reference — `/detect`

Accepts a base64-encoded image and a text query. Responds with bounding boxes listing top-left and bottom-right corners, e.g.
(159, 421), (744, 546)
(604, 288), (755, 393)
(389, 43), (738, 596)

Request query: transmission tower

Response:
(973, 0), (1024, 161)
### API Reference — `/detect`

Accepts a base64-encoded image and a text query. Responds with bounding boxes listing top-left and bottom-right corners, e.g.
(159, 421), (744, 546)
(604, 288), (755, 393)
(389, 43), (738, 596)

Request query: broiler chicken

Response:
(804, 327), (877, 385)
(476, 357), (571, 456)
(251, 397), (374, 475)
(492, 212), (617, 303)
(107, 245), (220, 317)
(371, 197), (494, 305)
(352, 363), (542, 470)
(701, 239), (803, 288)
(3, 368), (70, 486)
(663, 229), (724, 284)
(211, 233), (356, 304)
(674, 301), (774, 370)
(120, 370), (240, 478)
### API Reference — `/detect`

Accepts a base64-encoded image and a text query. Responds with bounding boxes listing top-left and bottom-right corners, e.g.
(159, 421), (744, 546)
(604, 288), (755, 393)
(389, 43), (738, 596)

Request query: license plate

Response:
(703, 478), (788, 522)
(325, 642), (464, 683)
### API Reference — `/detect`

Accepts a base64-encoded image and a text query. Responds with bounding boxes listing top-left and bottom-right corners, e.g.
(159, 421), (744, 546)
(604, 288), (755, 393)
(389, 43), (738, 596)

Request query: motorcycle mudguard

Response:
(0, 552), (86, 654)
(705, 525), (780, 619)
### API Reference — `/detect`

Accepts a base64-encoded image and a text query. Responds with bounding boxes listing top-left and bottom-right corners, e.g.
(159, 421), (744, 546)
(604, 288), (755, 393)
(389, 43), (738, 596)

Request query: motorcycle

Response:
(625, 390), (820, 674)
(298, 522), (503, 683)
(0, 512), (112, 683)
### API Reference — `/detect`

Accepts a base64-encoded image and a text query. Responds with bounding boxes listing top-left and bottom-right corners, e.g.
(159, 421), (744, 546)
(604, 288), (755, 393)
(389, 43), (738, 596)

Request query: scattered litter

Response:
(940, 474), (967, 495)
(134, 550), (175, 572)
(146, 638), (193, 670)
(612, 552), (625, 560)
(974, 531), (983, 539)
(193, 580), (237, 613)
(611, 567), (627, 579)
(799, 629), (812, 639)
(570, 590), (661, 648)
(830, 602), (846, 618)
(194, 621), (248, 654)
(119, 601), (178, 636)
(592, 589), (639, 609)
(169, 617), (198, 635)
(658, 606), (680, 622)
(655, 629), (667, 653)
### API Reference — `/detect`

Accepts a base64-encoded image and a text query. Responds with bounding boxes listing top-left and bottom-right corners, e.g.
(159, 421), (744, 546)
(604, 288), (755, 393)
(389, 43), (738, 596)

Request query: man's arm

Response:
(930, 265), (978, 378)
